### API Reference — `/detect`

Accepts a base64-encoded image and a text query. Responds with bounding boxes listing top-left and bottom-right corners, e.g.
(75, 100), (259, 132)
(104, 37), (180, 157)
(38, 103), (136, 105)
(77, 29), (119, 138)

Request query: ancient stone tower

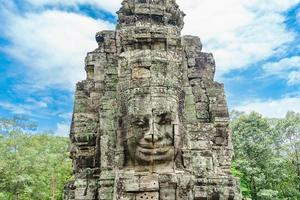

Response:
(64, 0), (242, 199)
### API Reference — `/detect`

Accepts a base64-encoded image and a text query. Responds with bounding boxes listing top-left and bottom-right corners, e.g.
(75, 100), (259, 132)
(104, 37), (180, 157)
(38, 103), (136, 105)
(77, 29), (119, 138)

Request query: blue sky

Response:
(0, 0), (300, 136)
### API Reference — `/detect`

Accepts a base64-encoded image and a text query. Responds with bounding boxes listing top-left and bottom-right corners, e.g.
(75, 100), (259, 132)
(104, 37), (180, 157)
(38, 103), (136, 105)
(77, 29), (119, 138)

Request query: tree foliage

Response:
(231, 111), (300, 200)
(1, 112), (300, 199)
(0, 117), (72, 200)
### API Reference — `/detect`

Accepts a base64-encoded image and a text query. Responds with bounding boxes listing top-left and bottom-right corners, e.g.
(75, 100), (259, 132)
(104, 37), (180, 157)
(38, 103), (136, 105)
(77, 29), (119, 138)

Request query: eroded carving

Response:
(63, 0), (242, 199)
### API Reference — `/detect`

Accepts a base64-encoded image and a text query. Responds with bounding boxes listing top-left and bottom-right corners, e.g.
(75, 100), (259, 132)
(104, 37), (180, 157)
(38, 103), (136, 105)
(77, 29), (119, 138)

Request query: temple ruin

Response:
(63, 0), (242, 199)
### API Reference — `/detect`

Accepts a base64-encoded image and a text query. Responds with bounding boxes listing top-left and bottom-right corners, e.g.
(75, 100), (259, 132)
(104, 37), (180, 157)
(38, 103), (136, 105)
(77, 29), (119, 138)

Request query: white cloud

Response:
(14, 0), (299, 78)
(2, 10), (113, 90)
(0, 98), (50, 115)
(55, 123), (70, 137)
(0, 102), (28, 115)
(177, 0), (299, 76)
(1, 0), (299, 90)
(25, 98), (48, 108)
(24, 0), (122, 13)
(262, 56), (300, 85)
(263, 56), (300, 73)
(288, 71), (300, 85)
(58, 112), (73, 120)
(235, 96), (300, 118)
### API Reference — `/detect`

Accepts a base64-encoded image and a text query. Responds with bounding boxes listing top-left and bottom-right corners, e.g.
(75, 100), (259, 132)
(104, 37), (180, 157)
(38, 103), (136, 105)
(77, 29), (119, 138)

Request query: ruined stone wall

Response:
(64, 0), (242, 199)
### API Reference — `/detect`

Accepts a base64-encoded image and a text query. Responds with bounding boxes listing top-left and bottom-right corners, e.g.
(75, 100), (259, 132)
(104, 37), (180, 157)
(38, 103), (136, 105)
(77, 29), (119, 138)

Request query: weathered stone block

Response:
(64, 0), (241, 199)
(136, 192), (159, 200)
(140, 175), (159, 191)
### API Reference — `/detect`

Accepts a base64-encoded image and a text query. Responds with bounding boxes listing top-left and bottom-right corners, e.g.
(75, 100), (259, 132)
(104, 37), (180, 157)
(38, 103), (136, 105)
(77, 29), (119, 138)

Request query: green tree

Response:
(231, 111), (300, 199)
(231, 112), (276, 200)
(0, 117), (72, 200)
(274, 112), (300, 198)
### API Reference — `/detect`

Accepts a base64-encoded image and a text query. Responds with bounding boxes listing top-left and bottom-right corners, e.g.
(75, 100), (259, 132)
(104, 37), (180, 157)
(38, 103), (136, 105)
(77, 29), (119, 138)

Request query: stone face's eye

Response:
(132, 117), (149, 128)
(158, 113), (172, 125)
(135, 120), (145, 126)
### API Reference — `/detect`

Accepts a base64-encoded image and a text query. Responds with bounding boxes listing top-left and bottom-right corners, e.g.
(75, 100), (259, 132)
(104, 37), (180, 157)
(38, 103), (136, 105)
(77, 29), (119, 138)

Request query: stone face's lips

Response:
(138, 143), (155, 149)
(137, 145), (171, 155)
(138, 142), (171, 148)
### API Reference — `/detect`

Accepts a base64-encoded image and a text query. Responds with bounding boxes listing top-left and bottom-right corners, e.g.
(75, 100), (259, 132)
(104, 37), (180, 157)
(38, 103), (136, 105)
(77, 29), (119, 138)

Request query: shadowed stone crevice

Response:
(63, 0), (242, 199)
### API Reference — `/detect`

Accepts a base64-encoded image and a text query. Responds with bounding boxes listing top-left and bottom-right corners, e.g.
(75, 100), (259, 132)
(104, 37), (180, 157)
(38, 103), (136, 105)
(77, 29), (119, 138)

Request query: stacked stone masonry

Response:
(64, 0), (242, 199)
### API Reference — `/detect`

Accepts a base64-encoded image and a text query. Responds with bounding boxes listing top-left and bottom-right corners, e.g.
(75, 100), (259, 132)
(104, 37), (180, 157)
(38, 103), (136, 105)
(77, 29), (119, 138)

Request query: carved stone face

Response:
(125, 96), (180, 165)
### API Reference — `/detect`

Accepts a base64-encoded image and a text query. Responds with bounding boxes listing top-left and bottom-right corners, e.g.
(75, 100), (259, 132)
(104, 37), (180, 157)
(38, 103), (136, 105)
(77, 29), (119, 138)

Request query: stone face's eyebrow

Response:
(156, 112), (172, 120)
(154, 111), (173, 117)
(152, 111), (174, 124)
(128, 114), (151, 120)
(128, 114), (151, 125)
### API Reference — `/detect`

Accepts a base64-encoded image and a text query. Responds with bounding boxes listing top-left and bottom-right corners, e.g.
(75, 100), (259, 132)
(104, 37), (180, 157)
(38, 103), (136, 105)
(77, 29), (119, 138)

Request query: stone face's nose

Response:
(144, 123), (161, 143)
(143, 132), (154, 143)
